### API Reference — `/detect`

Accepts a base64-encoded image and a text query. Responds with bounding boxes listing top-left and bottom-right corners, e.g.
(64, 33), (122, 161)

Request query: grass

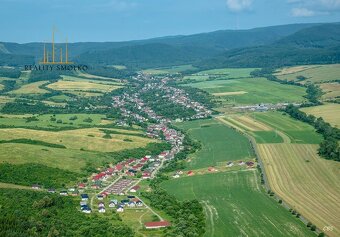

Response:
(47, 79), (121, 93)
(320, 82), (340, 100)
(183, 68), (257, 82)
(253, 112), (323, 144)
(251, 131), (284, 143)
(258, 144), (340, 237)
(0, 127), (156, 153)
(162, 171), (313, 237)
(301, 103), (340, 128)
(186, 78), (306, 104)
(142, 65), (197, 75)
(276, 64), (340, 83)
(9, 81), (50, 94)
(175, 119), (254, 169)
(0, 113), (112, 128)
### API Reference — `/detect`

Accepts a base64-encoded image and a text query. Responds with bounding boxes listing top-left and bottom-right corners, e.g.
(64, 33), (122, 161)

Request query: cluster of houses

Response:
(227, 160), (255, 168)
(234, 103), (301, 112)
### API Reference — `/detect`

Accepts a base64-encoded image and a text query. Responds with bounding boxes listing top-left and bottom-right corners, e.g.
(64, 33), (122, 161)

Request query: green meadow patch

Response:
(175, 119), (254, 169)
(162, 171), (313, 237)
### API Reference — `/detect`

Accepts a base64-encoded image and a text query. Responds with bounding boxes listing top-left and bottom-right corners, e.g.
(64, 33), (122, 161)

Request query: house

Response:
(172, 174), (180, 178)
(116, 206), (124, 212)
(208, 167), (217, 172)
(144, 221), (171, 229)
(127, 195), (135, 199)
(81, 206), (92, 214)
(129, 185), (140, 193)
(78, 183), (86, 189)
(59, 190), (68, 196)
(98, 207), (106, 213)
(136, 201), (143, 207)
(48, 188), (56, 193)
(246, 161), (255, 168)
(32, 184), (41, 190)
(71, 190), (79, 196)
(109, 202), (116, 208)
(115, 164), (123, 172)
(128, 201), (136, 207)
(142, 172), (151, 179)
(98, 202), (105, 207)
(97, 194), (104, 200)
(68, 187), (75, 192)
(187, 171), (194, 176)
(238, 161), (245, 165)
(226, 162), (234, 167)
(81, 194), (89, 201)
(80, 201), (87, 206)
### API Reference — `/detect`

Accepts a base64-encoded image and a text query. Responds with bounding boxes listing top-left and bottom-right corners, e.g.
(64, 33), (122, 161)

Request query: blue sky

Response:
(0, 0), (339, 43)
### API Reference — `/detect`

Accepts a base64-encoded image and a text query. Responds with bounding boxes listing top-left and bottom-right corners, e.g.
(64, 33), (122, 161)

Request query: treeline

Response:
(142, 176), (205, 237)
(284, 105), (340, 161)
(0, 163), (79, 188)
(0, 138), (66, 149)
(0, 67), (21, 78)
(28, 70), (62, 83)
(0, 189), (134, 237)
(0, 80), (16, 93)
(86, 65), (136, 79)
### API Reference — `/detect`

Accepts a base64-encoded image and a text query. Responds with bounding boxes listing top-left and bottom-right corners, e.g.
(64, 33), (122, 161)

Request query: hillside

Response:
(198, 23), (340, 69)
(0, 23), (318, 68)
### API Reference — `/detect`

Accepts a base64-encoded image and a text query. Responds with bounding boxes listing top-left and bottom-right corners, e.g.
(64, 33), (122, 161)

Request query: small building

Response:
(226, 162), (234, 167)
(98, 202), (105, 207)
(97, 194), (104, 200)
(81, 194), (89, 201)
(144, 221), (171, 229)
(129, 185), (140, 193)
(47, 188), (56, 193)
(32, 184), (41, 190)
(78, 183), (86, 189)
(98, 207), (106, 213)
(109, 202), (116, 208)
(59, 190), (68, 196)
(246, 161), (255, 168)
(238, 161), (245, 166)
(116, 206), (124, 212)
(81, 206), (92, 214)
(187, 171), (194, 176)
(128, 201), (136, 207)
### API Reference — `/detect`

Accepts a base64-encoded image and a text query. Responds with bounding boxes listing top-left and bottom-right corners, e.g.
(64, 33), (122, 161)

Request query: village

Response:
(31, 72), (214, 230)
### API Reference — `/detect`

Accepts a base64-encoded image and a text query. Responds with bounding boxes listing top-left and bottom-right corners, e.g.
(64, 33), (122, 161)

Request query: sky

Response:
(0, 0), (340, 43)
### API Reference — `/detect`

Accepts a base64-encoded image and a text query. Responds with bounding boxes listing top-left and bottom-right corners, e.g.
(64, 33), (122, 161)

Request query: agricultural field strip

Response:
(258, 144), (340, 237)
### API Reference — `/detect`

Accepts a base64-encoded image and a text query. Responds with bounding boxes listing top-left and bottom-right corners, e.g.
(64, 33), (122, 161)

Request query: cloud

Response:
(288, 0), (340, 16)
(291, 7), (316, 16)
(226, 0), (253, 12)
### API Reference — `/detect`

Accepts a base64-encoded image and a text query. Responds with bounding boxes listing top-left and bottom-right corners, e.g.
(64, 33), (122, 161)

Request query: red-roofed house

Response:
(142, 172), (151, 179)
(130, 185), (140, 192)
(187, 171), (194, 176)
(78, 183), (86, 189)
(115, 164), (123, 172)
(144, 221), (170, 229)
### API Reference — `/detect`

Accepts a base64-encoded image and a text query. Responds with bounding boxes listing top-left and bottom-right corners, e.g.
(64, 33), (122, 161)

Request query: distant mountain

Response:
(0, 23), (319, 67)
(198, 23), (340, 69)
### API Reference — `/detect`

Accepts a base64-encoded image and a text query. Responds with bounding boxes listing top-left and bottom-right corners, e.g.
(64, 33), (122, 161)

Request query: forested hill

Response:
(196, 23), (340, 69)
(0, 23), (318, 67)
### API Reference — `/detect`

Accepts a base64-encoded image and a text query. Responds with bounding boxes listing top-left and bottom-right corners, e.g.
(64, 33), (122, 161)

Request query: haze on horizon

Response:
(1, 0), (340, 43)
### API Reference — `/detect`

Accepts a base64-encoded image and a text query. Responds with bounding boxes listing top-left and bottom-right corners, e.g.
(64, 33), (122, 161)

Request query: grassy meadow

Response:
(258, 144), (340, 237)
(183, 67), (257, 82)
(0, 113), (113, 128)
(253, 112), (322, 144)
(175, 119), (254, 170)
(9, 81), (50, 95)
(186, 78), (306, 104)
(301, 103), (340, 128)
(275, 64), (340, 83)
(162, 171), (313, 237)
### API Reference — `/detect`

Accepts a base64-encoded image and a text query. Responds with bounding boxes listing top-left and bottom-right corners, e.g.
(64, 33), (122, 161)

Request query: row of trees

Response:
(284, 105), (340, 161)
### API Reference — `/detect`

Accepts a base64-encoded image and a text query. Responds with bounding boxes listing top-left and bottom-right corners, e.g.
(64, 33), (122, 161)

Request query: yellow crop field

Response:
(258, 144), (340, 237)
(10, 81), (50, 94)
(319, 83), (340, 100)
(47, 80), (121, 93)
(0, 128), (156, 153)
(224, 115), (272, 131)
(301, 104), (340, 127)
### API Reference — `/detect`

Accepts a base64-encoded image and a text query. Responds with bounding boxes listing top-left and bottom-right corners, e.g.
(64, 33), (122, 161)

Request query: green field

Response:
(276, 64), (340, 83)
(162, 171), (313, 237)
(253, 112), (323, 144)
(183, 68), (257, 82)
(175, 119), (254, 169)
(251, 131), (284, 143)
(186, 78), (306, 104)
(143, 64), (197, 75)
(0, 113), (112, 128)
